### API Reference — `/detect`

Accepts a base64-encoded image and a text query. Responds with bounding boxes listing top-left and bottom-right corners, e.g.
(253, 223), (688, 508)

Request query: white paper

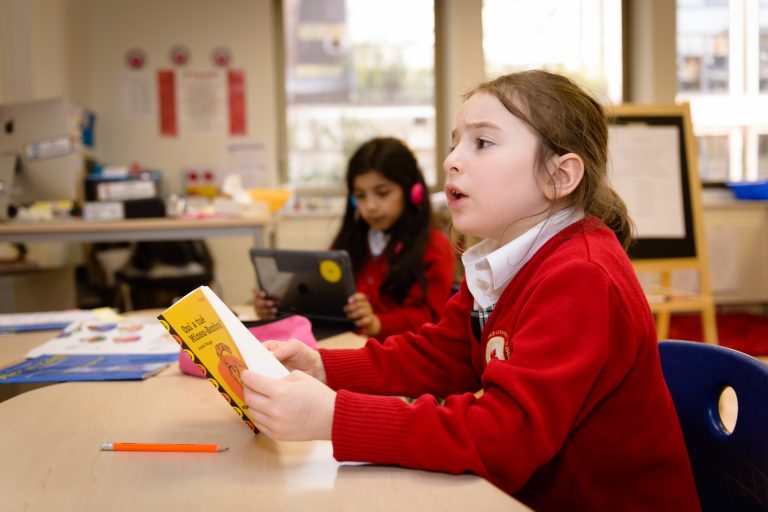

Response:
(200, 286), (289, 379)
(608, 125), (686, 238)
(120, 71), (155, 119)
(178, 70), (227, 136)
(224, 140), (269, 188)
(26, 321), (180, 358)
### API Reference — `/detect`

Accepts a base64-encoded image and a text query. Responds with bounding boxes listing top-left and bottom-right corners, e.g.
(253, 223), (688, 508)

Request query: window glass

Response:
(677, 0), (730, 94)
(760, 0), (768, 92)
(482, 0), (623, 103)
(758, 134), (768, 179)
(696, 134), (731, 182)
(676, 0), (768, 183)
(283, 0), (435, 188)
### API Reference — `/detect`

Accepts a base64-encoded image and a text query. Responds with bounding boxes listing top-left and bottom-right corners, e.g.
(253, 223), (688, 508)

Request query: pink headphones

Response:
(409, 183), (424, 206)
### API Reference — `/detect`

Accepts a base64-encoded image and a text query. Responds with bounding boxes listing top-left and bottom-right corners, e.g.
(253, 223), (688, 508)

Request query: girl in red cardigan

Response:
(242, 71), (700, 511)
(253, 137), (455, 340)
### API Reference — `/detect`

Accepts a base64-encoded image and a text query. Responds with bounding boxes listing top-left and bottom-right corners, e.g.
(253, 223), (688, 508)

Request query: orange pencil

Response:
(100, 442), (229, 453)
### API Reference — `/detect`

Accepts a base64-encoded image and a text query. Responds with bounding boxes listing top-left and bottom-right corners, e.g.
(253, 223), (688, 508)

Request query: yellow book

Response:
(157, 286), (288, 433)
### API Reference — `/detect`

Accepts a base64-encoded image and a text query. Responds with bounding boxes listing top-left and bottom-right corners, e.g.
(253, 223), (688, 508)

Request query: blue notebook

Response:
(0, 353), (177, 383)
(0, 310), (102, 334)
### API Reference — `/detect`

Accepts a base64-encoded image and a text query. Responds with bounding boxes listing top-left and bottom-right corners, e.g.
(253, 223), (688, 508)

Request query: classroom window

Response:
(697, 134), (732, 181)
(677, 0), (768, 182)
(280, 0), (436, 190)
(481, 0), (623, 104)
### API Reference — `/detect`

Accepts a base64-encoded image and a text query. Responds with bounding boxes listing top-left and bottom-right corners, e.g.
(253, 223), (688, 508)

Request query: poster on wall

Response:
(178, 69), (228, 136)
(157, 69), (177, 136)
(121, 71), (155, 119)
(155, 68), (247, 137)
(227, 69), (246, 136)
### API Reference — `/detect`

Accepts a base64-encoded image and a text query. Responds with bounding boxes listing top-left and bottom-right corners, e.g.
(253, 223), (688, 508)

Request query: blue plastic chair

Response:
(658, 340), (768, 511)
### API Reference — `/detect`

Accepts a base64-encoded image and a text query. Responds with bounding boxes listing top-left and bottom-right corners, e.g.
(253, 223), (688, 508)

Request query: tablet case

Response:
(249, 248), (356, 327)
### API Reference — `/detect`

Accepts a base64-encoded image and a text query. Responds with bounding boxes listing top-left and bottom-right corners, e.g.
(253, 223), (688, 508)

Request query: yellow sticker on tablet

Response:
(319, 259), (342, 283)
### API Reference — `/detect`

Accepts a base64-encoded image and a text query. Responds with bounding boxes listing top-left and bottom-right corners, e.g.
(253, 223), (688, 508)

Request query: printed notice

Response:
(607, 125), (686, 239)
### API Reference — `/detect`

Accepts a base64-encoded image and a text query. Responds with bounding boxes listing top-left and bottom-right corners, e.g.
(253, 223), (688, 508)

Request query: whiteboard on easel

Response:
(606, 105), (700, 261)
(608, 125), (686, 238)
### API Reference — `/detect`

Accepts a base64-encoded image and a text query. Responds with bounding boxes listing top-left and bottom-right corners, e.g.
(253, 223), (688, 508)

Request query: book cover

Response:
(0, 354), (177, 383)
(157, 286), (288, 433)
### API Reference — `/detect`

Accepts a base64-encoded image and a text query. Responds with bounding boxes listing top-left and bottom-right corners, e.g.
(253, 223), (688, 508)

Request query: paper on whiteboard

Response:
(607, 125), (686, 238)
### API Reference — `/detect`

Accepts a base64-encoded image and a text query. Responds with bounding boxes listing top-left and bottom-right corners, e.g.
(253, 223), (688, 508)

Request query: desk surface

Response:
(0, 325), (527, 511)
(0, 215), (273, 244)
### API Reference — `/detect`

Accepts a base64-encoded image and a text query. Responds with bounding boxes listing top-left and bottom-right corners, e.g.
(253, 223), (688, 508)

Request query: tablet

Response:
(249, 248), (356, 330)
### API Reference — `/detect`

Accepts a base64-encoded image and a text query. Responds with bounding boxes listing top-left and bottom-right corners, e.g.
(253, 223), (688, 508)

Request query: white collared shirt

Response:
(462, 208), (585, 309)
(367, 229), (390, 257)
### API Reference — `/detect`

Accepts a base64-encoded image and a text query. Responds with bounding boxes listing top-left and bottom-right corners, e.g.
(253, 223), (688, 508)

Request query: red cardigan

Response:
(355, 227), (455, 340)
(320, 218), (700, 511)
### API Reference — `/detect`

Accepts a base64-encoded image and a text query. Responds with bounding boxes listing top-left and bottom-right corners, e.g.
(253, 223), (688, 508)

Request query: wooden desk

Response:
(0, 215), (273, 245)
(0, 329), (528, 511)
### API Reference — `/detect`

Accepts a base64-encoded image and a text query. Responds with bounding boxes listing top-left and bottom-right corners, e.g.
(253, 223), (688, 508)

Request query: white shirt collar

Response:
(462, 208), (585, 309)
(367, 229), (390, 257)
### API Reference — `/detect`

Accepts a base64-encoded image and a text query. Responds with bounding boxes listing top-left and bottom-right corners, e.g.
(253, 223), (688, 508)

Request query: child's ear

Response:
(544, 153), (584, 200)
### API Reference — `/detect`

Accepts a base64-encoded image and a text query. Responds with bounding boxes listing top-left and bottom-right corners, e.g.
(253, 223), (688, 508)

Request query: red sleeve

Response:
(376, 229), (456, 339)
(320, 283), (479, 397)
(326, 262), (626, 492)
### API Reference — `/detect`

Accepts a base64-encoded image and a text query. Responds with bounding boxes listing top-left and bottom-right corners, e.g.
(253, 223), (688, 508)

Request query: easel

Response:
(608, 104), (718, 344)
(632, 260), (718, 344)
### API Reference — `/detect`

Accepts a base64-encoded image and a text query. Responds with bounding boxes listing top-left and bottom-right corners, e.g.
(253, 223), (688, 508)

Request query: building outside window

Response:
(677, 0), (768, 182)
(281, 0), (435, 190)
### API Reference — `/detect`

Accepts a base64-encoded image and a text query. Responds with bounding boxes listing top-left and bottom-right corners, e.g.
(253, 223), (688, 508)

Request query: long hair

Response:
(331, 137), (432, 302)
(466, 70), (635, 249)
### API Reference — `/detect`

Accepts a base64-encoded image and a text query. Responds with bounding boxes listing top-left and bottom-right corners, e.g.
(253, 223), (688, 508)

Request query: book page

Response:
(200, 286), (288, 379)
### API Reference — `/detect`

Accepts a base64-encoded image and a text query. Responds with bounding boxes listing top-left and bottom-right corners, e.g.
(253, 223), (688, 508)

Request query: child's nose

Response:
(443, 153), (462, 175)
(361, 197), (378, 211)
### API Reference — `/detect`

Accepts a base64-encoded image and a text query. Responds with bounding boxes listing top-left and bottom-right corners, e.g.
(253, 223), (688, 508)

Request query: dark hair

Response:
(466, 70), (635, 249)
(331, 137), (432, 302)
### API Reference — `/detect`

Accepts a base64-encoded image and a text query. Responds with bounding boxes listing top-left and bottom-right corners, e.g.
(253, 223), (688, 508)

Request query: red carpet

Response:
(668, 313), (768, 356)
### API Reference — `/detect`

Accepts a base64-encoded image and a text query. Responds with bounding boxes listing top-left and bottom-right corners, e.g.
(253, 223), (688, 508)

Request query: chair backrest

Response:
(128, 240), (213, 273)
(658, 340), (768, 511)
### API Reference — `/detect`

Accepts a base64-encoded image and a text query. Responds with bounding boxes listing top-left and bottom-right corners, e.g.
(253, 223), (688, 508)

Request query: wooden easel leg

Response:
(701, 301), (719, 345)
(655, 271), (672, 341)
(655, 311), (671, 341)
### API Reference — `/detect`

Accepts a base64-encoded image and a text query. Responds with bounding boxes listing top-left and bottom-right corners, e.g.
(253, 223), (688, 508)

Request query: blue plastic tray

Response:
(727, 181), (768, 200)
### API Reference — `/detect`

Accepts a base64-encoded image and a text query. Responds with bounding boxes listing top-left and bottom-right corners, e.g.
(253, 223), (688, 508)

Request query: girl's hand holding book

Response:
(241, 368), (335, 441)
(261, 339), (326, 382)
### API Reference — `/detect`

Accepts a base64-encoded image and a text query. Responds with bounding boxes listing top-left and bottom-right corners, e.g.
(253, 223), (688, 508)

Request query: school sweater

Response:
(356, 227), (455, 340)
(320, 218), (700, 511)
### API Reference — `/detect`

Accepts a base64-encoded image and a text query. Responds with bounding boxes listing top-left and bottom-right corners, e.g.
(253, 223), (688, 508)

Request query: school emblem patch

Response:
(485, 330), (511, 362)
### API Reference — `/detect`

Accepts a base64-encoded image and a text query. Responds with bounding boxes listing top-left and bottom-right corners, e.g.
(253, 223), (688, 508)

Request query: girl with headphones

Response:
(253, 137), (455, 340)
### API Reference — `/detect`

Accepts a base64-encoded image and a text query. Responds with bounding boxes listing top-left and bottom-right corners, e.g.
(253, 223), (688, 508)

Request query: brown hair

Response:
(465, 70), (634, 250)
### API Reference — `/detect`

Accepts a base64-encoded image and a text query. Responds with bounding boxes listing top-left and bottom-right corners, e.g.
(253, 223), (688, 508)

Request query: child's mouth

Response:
(446, 186), (467, 203)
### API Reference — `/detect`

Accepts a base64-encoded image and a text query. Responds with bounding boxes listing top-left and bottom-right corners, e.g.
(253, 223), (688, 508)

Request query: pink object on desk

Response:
(178, 315), (318, 378)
